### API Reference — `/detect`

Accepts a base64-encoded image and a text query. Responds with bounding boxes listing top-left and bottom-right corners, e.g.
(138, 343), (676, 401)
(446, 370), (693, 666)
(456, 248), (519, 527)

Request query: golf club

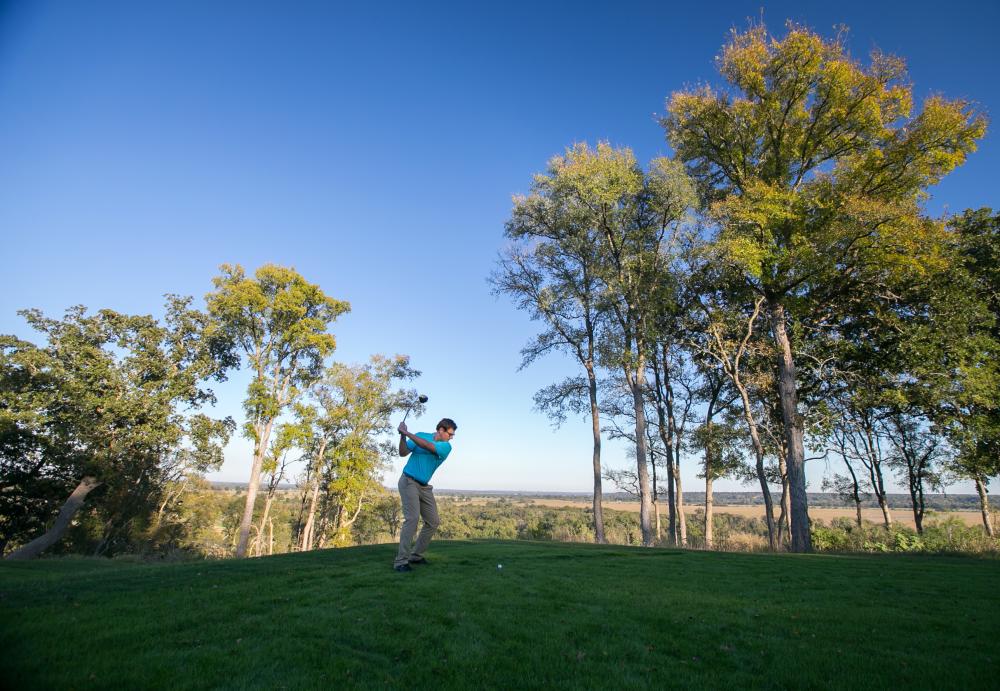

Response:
(401, 393), (428, 425)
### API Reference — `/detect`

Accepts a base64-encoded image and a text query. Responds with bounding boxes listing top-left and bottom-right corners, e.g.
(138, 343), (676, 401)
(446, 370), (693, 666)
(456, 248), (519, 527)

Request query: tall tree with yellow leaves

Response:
(663, 22), (985, 551)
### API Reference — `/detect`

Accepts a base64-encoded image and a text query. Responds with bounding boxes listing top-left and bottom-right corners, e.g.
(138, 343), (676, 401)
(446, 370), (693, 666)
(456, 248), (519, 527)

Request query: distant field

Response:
(453, 497), (984, 529)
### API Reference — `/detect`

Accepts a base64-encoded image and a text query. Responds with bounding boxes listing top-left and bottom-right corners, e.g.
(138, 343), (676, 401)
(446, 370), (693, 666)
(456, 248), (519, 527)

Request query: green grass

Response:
(1, 541), (997, 689)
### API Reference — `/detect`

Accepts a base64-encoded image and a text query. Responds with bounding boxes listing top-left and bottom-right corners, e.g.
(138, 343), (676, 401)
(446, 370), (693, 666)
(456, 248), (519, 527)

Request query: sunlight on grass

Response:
(1, 541), (997, 689)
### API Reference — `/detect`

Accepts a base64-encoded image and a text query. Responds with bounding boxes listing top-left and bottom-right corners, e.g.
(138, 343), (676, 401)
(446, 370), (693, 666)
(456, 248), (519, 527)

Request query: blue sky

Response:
(1, 1), (997, 494)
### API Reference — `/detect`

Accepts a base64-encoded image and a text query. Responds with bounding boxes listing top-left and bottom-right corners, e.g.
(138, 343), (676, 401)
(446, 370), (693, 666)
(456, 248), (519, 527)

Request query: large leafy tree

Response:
(937, 209), (1000, 535)
(304, 355), (417, 549)
(206, 264), (349, 558)
(1, 298), (233, 558)
(494, 173), (610, 543)
(663, 22), (985, 551)
(529, 143), (695, 546)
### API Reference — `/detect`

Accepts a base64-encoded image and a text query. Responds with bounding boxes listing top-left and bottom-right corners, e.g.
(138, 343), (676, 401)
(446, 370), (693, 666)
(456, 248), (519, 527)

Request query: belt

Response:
(403, 472), (428, 487)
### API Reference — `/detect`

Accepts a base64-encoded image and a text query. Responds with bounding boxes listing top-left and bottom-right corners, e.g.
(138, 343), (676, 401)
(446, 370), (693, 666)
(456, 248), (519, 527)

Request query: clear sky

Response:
(2, 1), (997, 494)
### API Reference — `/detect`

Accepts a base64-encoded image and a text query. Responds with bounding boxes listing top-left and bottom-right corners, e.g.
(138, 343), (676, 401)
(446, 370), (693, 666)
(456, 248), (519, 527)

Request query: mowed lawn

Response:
(1, 541), (997, 690)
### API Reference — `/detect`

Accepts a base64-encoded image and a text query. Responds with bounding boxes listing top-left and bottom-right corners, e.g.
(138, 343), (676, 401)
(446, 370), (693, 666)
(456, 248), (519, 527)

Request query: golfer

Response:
(393, 417), (457, 572)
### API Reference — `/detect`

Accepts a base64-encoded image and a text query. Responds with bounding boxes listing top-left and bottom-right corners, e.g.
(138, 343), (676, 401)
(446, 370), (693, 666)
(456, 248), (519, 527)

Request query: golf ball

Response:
(497, 563), (503, 570)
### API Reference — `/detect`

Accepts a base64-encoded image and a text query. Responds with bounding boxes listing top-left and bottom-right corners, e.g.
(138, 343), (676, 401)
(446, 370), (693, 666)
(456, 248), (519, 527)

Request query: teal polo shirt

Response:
(402, 432), (452, 485)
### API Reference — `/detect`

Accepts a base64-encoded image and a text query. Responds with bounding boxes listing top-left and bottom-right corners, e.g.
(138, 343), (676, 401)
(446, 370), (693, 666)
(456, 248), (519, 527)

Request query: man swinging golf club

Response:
(394, 398), (457, 572)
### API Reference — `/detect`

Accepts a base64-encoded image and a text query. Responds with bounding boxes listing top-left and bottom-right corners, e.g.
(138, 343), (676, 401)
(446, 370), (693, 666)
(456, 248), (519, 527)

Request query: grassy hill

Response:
(1, 541), (997, 689)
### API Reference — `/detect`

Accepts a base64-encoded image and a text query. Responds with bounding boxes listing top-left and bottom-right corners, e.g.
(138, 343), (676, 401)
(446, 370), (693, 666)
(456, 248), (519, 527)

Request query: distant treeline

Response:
(440, 491), (986, 512)
(208, 483), (984, 512)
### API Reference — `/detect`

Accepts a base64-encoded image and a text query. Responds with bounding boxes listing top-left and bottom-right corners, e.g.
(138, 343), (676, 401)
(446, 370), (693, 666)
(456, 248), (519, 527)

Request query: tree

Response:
(647, 342), (698, 546)
(941, 209), (1000, 536)
(690, 292), (780, 548)
(885, 411), (943, 534)
(538, 143), (694, 546)
(663, 22), (986, 551)
(2, 297), (233, 558)
(599, 372), (671, 542)
(493, 196), (609, 542)
(688, 366), (741, 549)
(823, 435), (870, 528)
(303, 355), (417, 549)
(250, 418), (309, 556)
(152, 413), (236, 531)
(206, 264), (349, 558)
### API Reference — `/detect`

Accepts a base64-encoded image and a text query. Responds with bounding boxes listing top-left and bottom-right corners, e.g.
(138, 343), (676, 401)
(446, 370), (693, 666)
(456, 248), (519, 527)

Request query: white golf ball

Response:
(497, 563), (503, 569)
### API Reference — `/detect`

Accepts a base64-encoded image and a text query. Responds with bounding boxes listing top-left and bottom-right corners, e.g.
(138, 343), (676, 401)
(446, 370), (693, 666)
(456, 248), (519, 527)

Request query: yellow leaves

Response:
(774, 28), (826, 75)
(719, 23), (836, 101)
(664, 18), (986, 301)
(714, 235), (771, 280)
(833, 95), (987, 201)
(718, 24), (769, 95)
(915, 95), (988, 175)
(713, 181), (791, 234)
(547, 142), (644, 205)
(869, 213), (953, 283)
(648, 157), (698, 215)
(708, 180), (800, 278)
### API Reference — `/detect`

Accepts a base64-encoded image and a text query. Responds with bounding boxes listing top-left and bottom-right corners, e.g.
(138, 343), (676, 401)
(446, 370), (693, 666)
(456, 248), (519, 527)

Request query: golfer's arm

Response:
(399, 435), (410, 457)
(404, 431), (438, 455)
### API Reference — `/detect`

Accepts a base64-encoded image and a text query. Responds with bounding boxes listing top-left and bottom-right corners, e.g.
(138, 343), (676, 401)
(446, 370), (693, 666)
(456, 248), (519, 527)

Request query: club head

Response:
(418, 394), (429, 404)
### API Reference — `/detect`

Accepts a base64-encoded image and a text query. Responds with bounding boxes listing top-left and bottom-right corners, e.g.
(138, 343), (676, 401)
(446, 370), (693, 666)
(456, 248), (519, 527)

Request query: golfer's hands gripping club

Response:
(398, 421), (408, 436)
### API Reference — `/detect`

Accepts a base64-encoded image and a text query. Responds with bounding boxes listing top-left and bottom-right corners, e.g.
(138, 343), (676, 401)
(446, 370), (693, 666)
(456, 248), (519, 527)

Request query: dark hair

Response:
(437, 418), (457, 432)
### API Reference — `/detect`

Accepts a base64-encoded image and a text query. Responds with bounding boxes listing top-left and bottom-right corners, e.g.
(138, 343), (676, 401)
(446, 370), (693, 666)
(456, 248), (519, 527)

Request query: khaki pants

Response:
(394, 473), (440, 567)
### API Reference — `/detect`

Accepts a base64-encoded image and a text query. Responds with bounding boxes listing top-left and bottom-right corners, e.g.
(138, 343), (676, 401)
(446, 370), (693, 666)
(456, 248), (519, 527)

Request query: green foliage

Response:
(302, 355), (419, 548)
(938, 209), (1000, 484)
(663, 20), (987, 553)
(810, 516), (997, 555)
(0, 298), (234, 556)
(206, 263), (350, 442)
(205, 264), (349, 557)
(435, 501), (642, 546)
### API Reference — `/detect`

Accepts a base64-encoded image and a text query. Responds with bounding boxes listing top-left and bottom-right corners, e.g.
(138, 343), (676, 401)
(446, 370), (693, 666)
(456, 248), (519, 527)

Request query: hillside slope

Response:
(1, 541), (997, 689)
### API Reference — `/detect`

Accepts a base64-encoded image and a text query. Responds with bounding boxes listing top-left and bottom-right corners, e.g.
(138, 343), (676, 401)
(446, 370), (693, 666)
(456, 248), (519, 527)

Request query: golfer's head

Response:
(437, 418), (457, 440)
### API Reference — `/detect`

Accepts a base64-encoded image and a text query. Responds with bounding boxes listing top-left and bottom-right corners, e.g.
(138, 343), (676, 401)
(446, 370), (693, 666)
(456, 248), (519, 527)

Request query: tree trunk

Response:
(665, 455), (676, 545)
(6, 477), (102, 560)
(909, 464), (924, 535)
(301, 478), (321, 551)
(673, 459), (687, 547)
(878, 494), (893, 529)
(333, 504), (346, 544)
(236, 420), (274, 557)
(663, 356), (686, 547)
(255, 493), (276, 557)
(767, 300), (811, 552)
(154, 482), (182, 529)
(651, 351), (676, 545)
(865, 442), (893, 529)
(975, 476), (994, 538)
(299, 439), (328, 551)
(587, 365), (606, 544)
(653, 500), (661, 540)
(650, 445), (661, 541)
(858, 420), (893, 529)
(703, 408), (716, 550)
(777, 452), (790, 545)
(707, 300), (776, 550)
(338, 493), (366, 543)
(845, 459), (863, 528)
(628, 362), (654, 546)
(733, 377), (777, 550)
(705, 475), (714, 550)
